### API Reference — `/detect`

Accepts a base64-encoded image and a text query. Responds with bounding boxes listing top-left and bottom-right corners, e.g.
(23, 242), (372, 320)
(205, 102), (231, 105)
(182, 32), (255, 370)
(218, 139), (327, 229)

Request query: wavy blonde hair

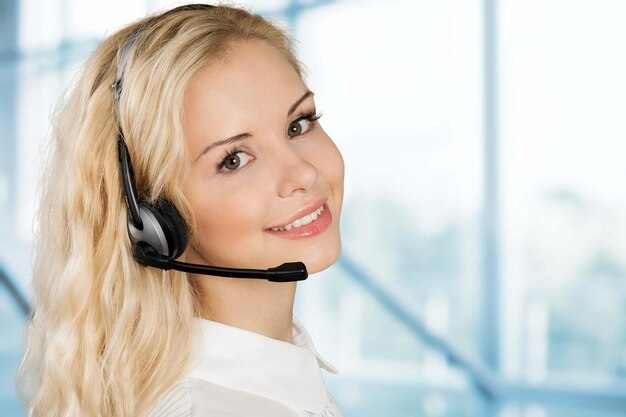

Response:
(17, 4), (304, 417)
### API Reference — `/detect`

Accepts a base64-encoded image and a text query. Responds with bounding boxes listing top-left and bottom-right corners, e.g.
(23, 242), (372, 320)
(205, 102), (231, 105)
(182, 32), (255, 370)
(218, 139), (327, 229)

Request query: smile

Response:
(270, 205), (324, 231)
(265, 203), (332, 240)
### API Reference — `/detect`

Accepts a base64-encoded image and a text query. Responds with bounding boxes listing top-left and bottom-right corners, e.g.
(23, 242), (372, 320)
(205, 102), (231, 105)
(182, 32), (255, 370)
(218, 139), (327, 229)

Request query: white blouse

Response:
(147, 316), (344, 417)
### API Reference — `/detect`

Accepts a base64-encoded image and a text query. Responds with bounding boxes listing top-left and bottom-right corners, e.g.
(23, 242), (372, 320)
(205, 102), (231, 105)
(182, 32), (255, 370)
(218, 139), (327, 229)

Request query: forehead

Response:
(184, 39), (305, 120)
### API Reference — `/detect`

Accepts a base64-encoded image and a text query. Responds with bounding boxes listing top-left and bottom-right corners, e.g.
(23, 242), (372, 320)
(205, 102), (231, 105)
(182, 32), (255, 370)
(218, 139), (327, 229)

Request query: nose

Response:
(276, 146), (318, 198)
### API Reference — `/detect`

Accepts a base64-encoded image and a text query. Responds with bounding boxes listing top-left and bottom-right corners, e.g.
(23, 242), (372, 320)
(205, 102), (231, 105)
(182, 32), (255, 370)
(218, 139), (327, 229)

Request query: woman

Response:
(18, 4), (345, 417)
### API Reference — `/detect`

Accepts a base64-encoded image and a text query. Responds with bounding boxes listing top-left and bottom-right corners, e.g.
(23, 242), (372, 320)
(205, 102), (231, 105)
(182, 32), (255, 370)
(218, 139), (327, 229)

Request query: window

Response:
(2, 1), (624, 416)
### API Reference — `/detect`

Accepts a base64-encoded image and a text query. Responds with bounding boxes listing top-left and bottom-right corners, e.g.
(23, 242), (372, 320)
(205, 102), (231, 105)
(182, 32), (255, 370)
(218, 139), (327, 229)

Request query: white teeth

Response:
(270, 205), (324, 232)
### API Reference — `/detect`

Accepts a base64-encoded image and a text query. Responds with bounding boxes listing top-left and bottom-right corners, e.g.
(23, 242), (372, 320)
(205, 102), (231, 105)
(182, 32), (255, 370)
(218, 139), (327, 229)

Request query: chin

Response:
(301, 236), (342, 274)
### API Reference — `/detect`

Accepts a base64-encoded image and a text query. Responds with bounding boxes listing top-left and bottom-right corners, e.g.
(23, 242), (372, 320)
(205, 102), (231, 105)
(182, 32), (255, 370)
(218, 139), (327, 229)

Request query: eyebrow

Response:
(194, 90), (314, 163)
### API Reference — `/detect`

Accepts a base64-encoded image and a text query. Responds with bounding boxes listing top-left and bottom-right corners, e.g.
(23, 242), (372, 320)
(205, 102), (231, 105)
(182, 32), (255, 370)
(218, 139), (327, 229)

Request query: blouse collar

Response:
(186, 316), (339, 413)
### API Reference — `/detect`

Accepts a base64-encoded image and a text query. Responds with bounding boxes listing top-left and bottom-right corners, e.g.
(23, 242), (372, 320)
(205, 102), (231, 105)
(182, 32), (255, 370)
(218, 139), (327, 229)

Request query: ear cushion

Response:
(151, 199), (189, 259)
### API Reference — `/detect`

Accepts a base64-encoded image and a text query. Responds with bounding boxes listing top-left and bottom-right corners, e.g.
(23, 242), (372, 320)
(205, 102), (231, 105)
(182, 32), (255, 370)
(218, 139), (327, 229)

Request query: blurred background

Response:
(1, 0), (626, 416)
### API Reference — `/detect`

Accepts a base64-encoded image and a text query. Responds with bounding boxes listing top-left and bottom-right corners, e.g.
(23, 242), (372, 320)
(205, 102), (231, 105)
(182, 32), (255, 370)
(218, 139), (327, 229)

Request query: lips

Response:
(265, 202), (332, 239)
(270, 205), (324, 231)
(265, 196), (328, 230)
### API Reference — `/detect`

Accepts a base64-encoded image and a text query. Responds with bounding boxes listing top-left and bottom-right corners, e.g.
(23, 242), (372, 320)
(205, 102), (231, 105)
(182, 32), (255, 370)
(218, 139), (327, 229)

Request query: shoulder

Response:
(147, 377), (300, 417)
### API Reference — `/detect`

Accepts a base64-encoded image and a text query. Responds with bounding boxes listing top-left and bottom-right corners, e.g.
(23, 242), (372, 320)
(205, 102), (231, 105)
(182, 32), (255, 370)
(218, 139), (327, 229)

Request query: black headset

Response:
(112, 4), (307, 282)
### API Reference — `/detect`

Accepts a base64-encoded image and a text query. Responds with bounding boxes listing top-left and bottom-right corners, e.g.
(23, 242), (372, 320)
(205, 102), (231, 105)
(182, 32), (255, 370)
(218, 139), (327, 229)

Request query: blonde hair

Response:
(17, 4), (304, 417)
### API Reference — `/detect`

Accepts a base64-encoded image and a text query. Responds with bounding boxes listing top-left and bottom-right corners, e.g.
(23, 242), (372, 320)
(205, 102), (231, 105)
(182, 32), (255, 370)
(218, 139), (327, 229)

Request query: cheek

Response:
(187, 176), (267, 252)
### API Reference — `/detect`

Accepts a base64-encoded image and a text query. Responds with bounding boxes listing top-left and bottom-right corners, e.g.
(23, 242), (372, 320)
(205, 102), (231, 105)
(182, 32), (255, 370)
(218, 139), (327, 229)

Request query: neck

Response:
(193, 274), (297, 344)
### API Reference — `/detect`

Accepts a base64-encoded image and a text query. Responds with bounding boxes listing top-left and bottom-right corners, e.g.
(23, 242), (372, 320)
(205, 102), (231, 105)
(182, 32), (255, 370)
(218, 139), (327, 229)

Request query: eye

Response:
(287, 119), (312, 138)
(217, 148), (253, 173)
(287, 111), (322, 139)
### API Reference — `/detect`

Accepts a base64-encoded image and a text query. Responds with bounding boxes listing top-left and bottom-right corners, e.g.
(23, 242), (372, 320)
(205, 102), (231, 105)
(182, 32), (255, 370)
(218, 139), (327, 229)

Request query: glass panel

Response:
(499, 0), (626, 385)
(293, 1), (488, 414)
(295, 0), (485, 363)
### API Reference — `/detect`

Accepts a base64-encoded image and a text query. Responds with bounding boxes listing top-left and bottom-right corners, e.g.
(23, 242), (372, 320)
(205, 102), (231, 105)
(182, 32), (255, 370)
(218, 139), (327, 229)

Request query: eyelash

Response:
(215, 110), (323, 174)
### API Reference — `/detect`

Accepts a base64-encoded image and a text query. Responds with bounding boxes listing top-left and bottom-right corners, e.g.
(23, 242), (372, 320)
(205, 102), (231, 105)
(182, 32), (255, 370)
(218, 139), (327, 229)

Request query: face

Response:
(181, 39), (344, 274)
